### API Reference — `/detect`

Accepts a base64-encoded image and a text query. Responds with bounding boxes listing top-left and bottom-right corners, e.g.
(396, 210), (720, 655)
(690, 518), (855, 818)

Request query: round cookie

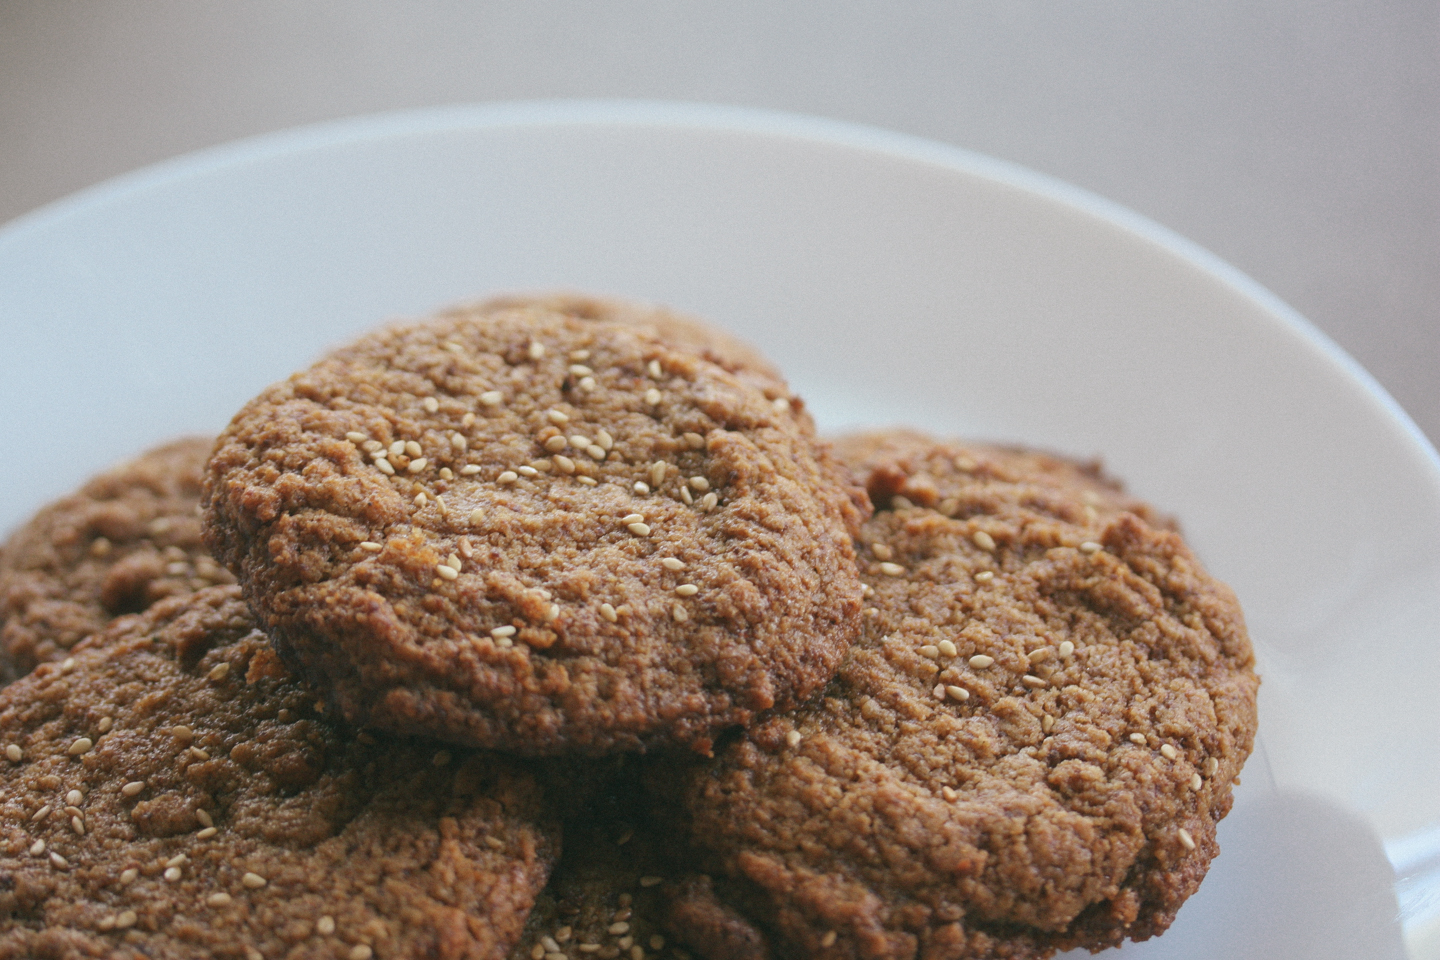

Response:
(0, 586), (559, 960)
(203, 307), (867, 754)
(654, 433), (1258, 960)
(0, 437), (232, 683)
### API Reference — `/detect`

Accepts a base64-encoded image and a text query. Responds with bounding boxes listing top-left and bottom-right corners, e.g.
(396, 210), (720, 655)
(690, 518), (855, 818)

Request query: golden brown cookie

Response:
(202, 306), (867, 754)
(654, 433), (1258, 960)
(0, 587), (558, 960)
(0, 438), (232, 683)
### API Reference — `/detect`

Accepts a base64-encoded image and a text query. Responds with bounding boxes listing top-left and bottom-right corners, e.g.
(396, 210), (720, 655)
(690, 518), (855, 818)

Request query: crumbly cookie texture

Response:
(0, 437), (232, 683)
(0, 586), (558, 960)
(202, 307), (866, 754)
(655, 433), (1258, 960)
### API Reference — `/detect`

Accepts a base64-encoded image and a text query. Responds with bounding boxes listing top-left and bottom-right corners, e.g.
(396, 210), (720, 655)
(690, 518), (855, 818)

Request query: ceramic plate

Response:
(1, 102), (1436, 959)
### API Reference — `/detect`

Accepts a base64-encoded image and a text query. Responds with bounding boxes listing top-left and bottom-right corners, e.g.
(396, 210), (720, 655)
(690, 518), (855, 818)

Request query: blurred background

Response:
(2, 1), (1436, 446)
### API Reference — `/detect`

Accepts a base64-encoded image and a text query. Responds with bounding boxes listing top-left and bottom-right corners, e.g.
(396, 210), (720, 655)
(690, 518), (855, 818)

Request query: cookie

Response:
(0, 586), (559, 960)
(0, 437), (232, 683)
(654, 433), (1259, 959)
(202, 306), (867, 754)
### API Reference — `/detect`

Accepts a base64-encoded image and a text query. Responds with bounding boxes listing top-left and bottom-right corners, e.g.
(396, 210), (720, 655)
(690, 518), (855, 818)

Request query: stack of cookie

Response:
(0, 296), (1258, 960)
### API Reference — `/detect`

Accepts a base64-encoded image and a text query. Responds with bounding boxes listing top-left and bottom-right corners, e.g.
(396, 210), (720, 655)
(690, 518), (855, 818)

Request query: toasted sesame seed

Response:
(207, 662), (231, 681)
(680, 486), (694, 505)
(645, 358), (663, 378)
(196, 827), (218, 839)
(122, 780), (146, 797)
(675, 584), (698, 597)
(630, 482), (649, 495)
(192, 808), (213, 829)
(163, 866), (182, 882)
(933, 684), (947, 700)
(821, 931), (837, 948)
(1178, 828), (1196, 851)
(973, 530), (997, 551)
(387, 440), (405, 457)
(31, 805), (51, 821)
(628, 523), (651, 536)
(1130, 733), (1148, 745)
(242, 872), (267, 889)
(531, 946), (546, 960)
(937, 639), (958, 657)
(576, 476), (596, 485)
(49, 852), (68, 869)
(649, 462), (667, 486)
(547, 409), (569, 425)
(586, 444), (606, 460)
(480, 390), (504, 406)
(681, 433), (704, 451)
(567, 434), (590, 449)
(946, 685), (970, 701)
(116, 910), (137, 929)
(570, 364), (594, 377)
(878, 562), (904, 577)
(546, 603), (560, 621)
(414, 492), (428, 507)
(1042, 714), (1056, 732)
(919, 644), (940, 658)
(67, 738), (93, 757)
(671, 603), (689, 622)
(1058, 640), (1075, 658)
(208, 892), (233, 907)
(1160, 744), (1179, 760)
(609, 922), (631, 935)
(871, 543), (893, 560)
(544, 435), (568, 453)
(190, 746), (211, 761)
(349, 946), (373, 960)
(60, 657), (77, 673)
(65, 805), (82, 817)
(595, 429), (614, 451)
(579, 377), (596, 391)
(498, 471), (519, 484)
(5, 745), (21, 762)
(968, 655), (994, 669)
(661, 557), (686, 571)
(422, 396), (440, 413)
(974, 570), (994, 582)
(518, 465), (539, 478)
(407, 457), (428, 473)
(29, 839), (45, 856)
(1079, 541), (1102, 554)
(316, 915), (336, 935)
(1204, 757), (1220, 776)
(491, 626), (517, 639)
(599, 603), (618, 623)
(118, 868), (138, 885)
(374, 458), (395, 475)
(72, 816), (85, 835)
(688, 476), (710, 493)
(528, 340), (546, 360)
(553, 455), (576, 474)
(786, 730), (802, 747)
(644, 388), (661, 405)
(345, 431), (367, 443)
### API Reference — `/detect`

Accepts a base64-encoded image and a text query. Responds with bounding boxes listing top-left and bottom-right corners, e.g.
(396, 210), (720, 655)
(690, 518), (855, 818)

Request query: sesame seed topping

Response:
(632, 481), (650, 495)
(567, 434), (590, 448)
(1042, 714), (1056, 732)
(120, 868), (137, 884)
(5, 745), (21, 762)
(518, 465), (539, 478)
(1059, 640), (1075, 658)
(569, 364), (593, 376)
(31, 805), (51, 821)
(596, 429), (614, 450)
(163, 866), (182, 882)
(122, 781), (146, 797)
(190, 746), (211, 760)
(1130, 733), (1148, 745)
(174, 729), (193, 747)
(973, 530), (997, 551)
(195, 808), (213, 828)
(66, 789), (82, 806)
(451, 433), (468, 450)
(647, 359), (663, 378)
(49, 852), (68, 870)
(29, 839), (44, 856)
(408, 458), (428, 474)
(317, 915), (336, 935)
(491, 626), (517, 639)
(968, 655), (994, 669)
(649, 462), (667, 486)
(116, 910), (137, 929)
(937, 640), (958, 657)
(628, 523), (652, 536)
(599, 603), (618, 622)
(946, 685), (970, 701)
(644, 388), (661, 405)
(414, 492), (428, 507)
(675, 584), (698, 597)
(196, 827), (218, 839)
(242, 872), (267, 888)
(680, 486), (694, 505)
(345, 431), (367, 443)
(389, 440), (406, 457)
(350, 946), (373, 960)
(422, 397), (440, 413)
(1079, 541), (1102, 554)
(1178, 828), (1196, 851)
(586, 444), (606, 461)
(207, 662), (231, 681)
(786, 730), (802, 747)
(579, 377), (596, 391)
(577, 476), (596, 485)
(547, 409), (569, 424)
(609, 922), (631, 935)
(974, 570), (994, 582)
(374, 458), (395, 475)
(481, 391), (504, 406)
(878, 562), (905, 577)
(688, 476), (710, 492)
(871, 543), (893, 560)
(67, 738), (93, 756)
(528, 340), (546, 360)
(544, 435), (568, 453)
(1205, 757), (1220, 776)
(1160, 744), (1179, 760)
(919, 645), (939, 658)
(497, 471), (518, 484)
(553, 455), (575, 474)
(208, 892), (232, 907)
(671, 603), (689, 622)
(933, 684), (947, 700)
(72, 816), (85, 835)
(821, 931), (838, 948)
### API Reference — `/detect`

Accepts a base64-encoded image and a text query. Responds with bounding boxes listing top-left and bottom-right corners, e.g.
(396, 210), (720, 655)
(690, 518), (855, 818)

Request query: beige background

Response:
(2, 1), (1436, 447)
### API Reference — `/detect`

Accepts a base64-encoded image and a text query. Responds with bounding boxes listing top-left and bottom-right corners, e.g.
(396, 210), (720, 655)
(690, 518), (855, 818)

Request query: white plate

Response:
(1, 102), (1436, 959)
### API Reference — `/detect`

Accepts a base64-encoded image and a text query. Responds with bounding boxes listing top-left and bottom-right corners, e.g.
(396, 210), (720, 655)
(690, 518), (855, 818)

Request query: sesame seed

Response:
(5, 745), (21, 762)
(163, 867), (182, 882)
(933, 684), (947, 700)
(61, 657), (77, 673)
(72, 816), (85, 835)
(208, 662), (231, 681)
(786, 730), (802, 747)
(579, 377), (596, 391)
(433, 750), (452, 766)
(65, 805), (82, 817)
(388, 440), (406, 457)
(1042, 714), (1055, 733)
(567, 434), (590, 449)
(120, 868), (138, 884)
(644, 388), (661, 405)
(942, 786), (960, 801)
(31, 805), (51, 821)
(675, 584), (699, 597)
(29, 839), (44, 856)
(421, 396), (440, 413)
(546, 603), (560, 621)
(197, 827), (218, 839)
(878, 562), (904, 577)
(208, 892), (233, 907)
(481, 391), (504, 406)
(688, 476), (710, 493)
(974, 570), (994, 582)
(468, 508), (486, 527)
(596, 429), (614, 450)
(671, 603), (689, 622)
(374, 458), (395, 475)
(1080, 541), (1102, 554)
(529, 341), (546, 360)
(444, 341), (465, 354)
(649, 462), (667, 486)
(544, 435), (568, 453)
(350, 946), (374, 960)
(892, 495), (915, 509)
(242, 872), (267, 888)
(414, 492), (428, 507)
(497, 471), (518, 484)
(190, 747), (211, 760)
(661, 557), (686, 571)
(1178, 828), (1196, 851)
(49, 852), (68, 869)
(648, 359), (663, 378)
(871, 543), (893, 560)
(518, 465), (539, 478)
(1130, 733), (1148, 745)
(946, 685), (970, 701)
(116, 910), (137, 929)
(553, 455), (576, 474)
(547, 409), (569, 425)
(67, 738), (93, 757)
(919, 645), (939, 658)
(628, 523), (651, 536)
(1059, 640), (1075, 658)
(600, 603), (618, 623)
(196, 808), (213, 828)
(1190, 772), (1204, 790)
(968, 655), (994, 669)
(532, 946), (546, 960)
(973, 530), (997, 551)
(632, 481), (650, 494)
(122, 781), (146, 797)
(570, 364), (594, 376)
(317, 915), (336, 935)
(345, 431), (367, 443)
(491, 626), (517, 639)
(408, 458), (428, 473)
(680, 486), (694, 505)
(543, 936), (562, 953)
(937, 640), (958, 657)
(821, 931), (837, 948)
(1160, 744), (1179, 760)
(609, 922), (631, 935)
(576, 476), (596, 485)
(1205, 757), (1220, 776)
(66, 790), (82, 806)
(586, 444), (606, 461)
